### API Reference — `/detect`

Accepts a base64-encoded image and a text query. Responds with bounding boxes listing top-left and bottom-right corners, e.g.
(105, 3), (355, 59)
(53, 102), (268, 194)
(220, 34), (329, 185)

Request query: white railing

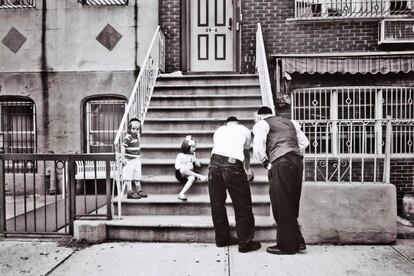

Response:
(295, 0), (414, 19)
(299, 118), (414, 183)
(113, 26), (165, 219)
(255, 23), (275, 114)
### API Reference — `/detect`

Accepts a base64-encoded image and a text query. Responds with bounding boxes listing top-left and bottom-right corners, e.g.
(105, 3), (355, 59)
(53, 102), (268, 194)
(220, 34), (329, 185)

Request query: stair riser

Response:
(141, 133), (214, 144)
(142, 164), (268, 176)
(143, 120), (255, 131)
(142, 148), (212, 159)
(146, 108), (259, 119)
(157, 76), (259, 86)
(139, 182), (269, 195)
(150, 97), (262, 107)
(114, 202), (270, 216)
(107, 226), (276, 242)
(153, 86), (260, 96)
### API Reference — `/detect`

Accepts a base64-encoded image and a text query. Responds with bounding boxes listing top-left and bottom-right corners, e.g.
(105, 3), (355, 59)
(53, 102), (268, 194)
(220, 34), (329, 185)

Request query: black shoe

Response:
(127, 191), (141, 199)
(216, 236), (238, 247)
(137, 190), (148, 198)
(299, 243), (306, 251)
(238, 241), (261, 253)
(266, 245), (297, 255)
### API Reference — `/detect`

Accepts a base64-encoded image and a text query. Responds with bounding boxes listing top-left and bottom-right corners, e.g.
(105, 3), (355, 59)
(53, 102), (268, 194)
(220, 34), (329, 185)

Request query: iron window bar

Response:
(0, 0), (35, 9)
(78, 0), (128, 6)
(294, 0), (414, 19)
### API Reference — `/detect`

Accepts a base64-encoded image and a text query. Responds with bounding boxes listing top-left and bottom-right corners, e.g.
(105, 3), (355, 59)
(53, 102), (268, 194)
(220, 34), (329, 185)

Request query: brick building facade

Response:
(159, 0), (414, 213)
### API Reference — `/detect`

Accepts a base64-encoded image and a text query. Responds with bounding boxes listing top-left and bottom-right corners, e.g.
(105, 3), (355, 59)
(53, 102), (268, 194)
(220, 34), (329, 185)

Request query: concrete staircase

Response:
(108, 74), (276, 242)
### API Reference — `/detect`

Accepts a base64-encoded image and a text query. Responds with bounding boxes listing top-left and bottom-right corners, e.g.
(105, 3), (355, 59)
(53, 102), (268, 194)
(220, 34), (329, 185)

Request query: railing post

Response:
(68, 160), (76, 235)
(383, 116), (392, 183)
(0, 159), (5, 235)
(106, 161), (112, 220)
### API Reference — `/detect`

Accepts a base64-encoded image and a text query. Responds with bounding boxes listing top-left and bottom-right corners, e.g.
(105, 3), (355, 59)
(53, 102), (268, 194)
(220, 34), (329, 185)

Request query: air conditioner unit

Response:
(378, 19), (414, 44)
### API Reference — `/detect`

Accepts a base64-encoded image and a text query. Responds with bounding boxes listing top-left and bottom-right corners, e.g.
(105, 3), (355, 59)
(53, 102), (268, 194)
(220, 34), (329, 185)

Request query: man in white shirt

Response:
(253, 106), (309, 255)
(209, 116), (261, 253)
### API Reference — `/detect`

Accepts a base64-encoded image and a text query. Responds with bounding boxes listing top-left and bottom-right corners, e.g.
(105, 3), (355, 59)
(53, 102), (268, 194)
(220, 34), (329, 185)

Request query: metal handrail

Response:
(113, 26), (165, 219)
(255, 23), (275, 114)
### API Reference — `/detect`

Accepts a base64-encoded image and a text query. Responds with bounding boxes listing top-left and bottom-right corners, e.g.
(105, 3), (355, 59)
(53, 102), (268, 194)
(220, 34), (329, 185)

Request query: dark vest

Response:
(264, 116), (300, 163)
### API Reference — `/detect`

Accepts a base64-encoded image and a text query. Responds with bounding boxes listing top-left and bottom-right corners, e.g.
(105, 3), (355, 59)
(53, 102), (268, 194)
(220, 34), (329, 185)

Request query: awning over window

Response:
(274, 52), (414, 74)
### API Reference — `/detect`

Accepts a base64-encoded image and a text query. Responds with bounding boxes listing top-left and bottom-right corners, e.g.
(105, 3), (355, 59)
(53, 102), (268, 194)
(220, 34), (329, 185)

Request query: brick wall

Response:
(391, 159), (414, 213)
(159, 0), (181, 72)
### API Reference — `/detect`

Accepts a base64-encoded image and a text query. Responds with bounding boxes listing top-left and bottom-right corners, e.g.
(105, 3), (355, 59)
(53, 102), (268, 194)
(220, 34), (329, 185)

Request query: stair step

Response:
(157, 74), (259, 86)
(113, 194), (270, 216)
(107, 215), (275, 242)
(141, 130), (215, 144)
(141, 158), (268, 176)
(139, 175), (269, 195)
(150, 94), (262, 106)
(153, 84), (260, 96)
(143, 117), (255, 131)
(146, 106), (261, 118)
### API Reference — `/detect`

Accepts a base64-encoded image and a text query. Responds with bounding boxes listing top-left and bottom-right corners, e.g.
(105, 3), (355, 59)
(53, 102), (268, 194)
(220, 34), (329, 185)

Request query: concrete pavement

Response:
(1, 239), (414, 276)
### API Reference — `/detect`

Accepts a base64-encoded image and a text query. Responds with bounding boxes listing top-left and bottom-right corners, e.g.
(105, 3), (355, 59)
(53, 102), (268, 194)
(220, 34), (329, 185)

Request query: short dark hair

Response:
(225, 116), (239, 123)
(257, 106), (273, 115)
(127, 118), (141, 134)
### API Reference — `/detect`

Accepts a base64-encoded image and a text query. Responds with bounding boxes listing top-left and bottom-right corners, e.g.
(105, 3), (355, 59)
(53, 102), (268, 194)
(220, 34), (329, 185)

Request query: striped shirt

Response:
(123, 134), (141, 159)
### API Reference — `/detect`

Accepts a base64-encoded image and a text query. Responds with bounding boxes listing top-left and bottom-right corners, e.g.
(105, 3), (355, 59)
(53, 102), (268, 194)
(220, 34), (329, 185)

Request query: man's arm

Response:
(291, 120), (309, 154)
(252, 120), (270, 167)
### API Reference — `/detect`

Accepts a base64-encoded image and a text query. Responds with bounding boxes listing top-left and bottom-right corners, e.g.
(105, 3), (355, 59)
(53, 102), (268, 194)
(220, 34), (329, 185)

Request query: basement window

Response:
(0, 0), (35, 9)
(83, 96), (126, 153)
(78, 0), (128, 6)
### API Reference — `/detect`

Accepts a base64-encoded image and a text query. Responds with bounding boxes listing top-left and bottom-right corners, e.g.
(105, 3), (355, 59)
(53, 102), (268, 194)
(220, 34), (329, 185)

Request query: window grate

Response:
(292, 87), (414, 156)
(84, 97), (126, 153)
(0, 97), (36, 173)
(0, 0), (35, 9)
(78, 0), (128, 6)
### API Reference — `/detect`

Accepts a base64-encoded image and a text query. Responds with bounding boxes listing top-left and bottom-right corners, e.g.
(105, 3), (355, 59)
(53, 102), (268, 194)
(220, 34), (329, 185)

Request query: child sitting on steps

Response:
(175, 135), (207, 201)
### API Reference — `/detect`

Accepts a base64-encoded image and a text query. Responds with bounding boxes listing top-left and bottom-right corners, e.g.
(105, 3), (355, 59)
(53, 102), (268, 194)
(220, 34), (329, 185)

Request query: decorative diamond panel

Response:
(2, 27), (27, 54)
(96, 24), (122, 51)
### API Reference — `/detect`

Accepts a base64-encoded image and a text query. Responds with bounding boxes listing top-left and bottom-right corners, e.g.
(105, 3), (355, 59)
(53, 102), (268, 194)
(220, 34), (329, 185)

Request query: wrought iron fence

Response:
(0, 0), (35, 8)
(113, 26), (165, 218)
(0, 153), (114, 237)
(78, 0), (128, 5)
(255, 23), (275, 114)
(295, 0), (414, 19)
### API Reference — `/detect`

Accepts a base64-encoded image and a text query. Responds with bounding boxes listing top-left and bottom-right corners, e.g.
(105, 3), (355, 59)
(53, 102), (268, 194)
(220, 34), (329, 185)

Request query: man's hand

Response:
(194, 160), (201, 167)
(246, 169), (254, 182)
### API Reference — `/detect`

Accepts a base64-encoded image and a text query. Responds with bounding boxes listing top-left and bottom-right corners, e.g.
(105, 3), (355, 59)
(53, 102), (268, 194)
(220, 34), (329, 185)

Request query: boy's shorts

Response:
(123, 158), (141, 181)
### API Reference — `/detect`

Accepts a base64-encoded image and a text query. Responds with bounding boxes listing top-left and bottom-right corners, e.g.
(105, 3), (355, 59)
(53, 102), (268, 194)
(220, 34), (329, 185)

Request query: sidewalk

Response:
(1, 239), (413, 276)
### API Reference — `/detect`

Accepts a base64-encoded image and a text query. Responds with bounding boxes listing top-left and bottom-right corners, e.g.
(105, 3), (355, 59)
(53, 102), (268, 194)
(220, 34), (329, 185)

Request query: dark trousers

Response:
(269, 151), (305, 252)
(208, 154), (255, 248)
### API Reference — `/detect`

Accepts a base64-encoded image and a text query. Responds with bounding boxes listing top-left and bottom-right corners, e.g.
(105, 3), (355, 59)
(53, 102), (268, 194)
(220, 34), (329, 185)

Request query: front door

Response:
(190, 0), (234, 72)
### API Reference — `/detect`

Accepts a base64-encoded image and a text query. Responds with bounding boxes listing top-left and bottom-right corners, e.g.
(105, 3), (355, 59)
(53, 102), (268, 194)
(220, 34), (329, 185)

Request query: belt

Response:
(211, 154), (243, 166)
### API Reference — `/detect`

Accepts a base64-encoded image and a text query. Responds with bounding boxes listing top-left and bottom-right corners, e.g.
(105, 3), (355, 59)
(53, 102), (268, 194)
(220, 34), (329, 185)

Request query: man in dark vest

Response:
(252, 106), (309, 255)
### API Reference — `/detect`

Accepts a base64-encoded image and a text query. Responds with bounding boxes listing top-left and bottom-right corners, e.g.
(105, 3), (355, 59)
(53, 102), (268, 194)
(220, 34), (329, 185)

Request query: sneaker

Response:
(216, 236), (238, 247)
(127, 191), (141, 199)
(137, 190), (148, 198)
(178, 194), (187, 201)
(238, 241), (261, 253)
(198, 176), (208, 182)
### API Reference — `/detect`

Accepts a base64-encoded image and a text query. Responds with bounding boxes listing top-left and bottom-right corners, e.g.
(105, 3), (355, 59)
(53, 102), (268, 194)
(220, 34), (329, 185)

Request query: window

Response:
(78, 0), (128, 6)
(83, 96), (126, 153)
(0, 97), (36, 172)
(0, 0), (36, 8)
(295, 0), (413, 19)
(292, 87), (414, 156)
